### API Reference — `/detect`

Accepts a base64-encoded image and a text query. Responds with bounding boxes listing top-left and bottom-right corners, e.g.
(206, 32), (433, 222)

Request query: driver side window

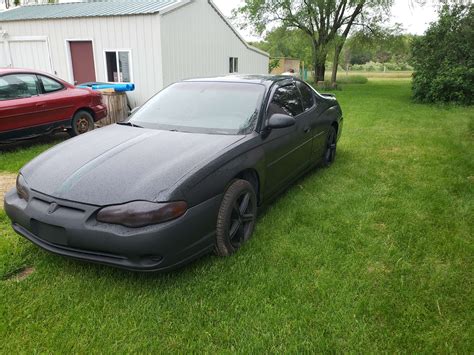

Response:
(0, 74), (39, 101)
(268, 84), (304, 117)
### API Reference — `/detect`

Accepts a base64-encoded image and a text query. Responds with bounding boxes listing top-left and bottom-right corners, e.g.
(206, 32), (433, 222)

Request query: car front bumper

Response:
(4, 189), (221, 272)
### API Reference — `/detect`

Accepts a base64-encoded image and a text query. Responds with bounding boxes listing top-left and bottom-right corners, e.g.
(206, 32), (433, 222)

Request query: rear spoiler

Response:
(320, 93), (336, 99)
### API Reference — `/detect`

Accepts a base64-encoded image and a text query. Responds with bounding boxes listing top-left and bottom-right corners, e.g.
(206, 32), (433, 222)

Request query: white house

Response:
(0, 0), (269, 106)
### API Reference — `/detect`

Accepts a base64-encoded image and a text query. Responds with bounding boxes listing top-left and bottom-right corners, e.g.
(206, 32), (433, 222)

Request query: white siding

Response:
(0, 15), (163, 106)
(160, 0), (269, 86)
(8, 38), (52, 72)
(0, 41), (6, 67)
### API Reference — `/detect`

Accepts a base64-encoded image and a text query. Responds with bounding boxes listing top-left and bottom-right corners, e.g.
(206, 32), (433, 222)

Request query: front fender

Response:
(176, 135), (266, 207)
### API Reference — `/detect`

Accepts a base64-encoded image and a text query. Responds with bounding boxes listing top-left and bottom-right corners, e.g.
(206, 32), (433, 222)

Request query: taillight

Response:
(93, 93), (103, 106)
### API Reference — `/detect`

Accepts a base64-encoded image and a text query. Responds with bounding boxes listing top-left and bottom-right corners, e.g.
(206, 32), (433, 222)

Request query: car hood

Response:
(21, 124), (244, 205)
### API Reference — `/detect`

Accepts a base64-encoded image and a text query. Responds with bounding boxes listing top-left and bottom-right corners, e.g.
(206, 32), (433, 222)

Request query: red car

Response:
(0, 68), (107, 141)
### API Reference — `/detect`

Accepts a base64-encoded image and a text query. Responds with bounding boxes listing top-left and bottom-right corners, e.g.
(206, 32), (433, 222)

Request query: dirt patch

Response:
(3, 266), (35, 282)
(0, 173), (17, 205)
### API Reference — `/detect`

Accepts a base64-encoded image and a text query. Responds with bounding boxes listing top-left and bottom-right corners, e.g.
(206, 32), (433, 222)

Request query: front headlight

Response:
(16, 174), (29, 201)
(96, 201), (187, 228)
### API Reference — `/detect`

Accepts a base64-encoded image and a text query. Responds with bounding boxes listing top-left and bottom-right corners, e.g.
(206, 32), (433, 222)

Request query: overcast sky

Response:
(213, 0), (440, 40)
(0, 0), (440, 35)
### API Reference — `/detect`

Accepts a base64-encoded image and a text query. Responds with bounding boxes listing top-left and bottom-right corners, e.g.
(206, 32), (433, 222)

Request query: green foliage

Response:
(251, 27), (313, 69)
(268, 58), (281, 72)
(234, 0), (393, 81)
(411, 5), (474, 105)
(342, 27), (414, 69)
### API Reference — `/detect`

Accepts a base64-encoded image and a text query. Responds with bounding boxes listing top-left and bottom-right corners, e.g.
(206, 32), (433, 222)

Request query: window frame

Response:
(103, 49), (133, 83)
(229, 57), (239, 73)
(295, 80), (316, 112)
(37, 74), (65, 95)
(0, 73), (41, 101)
(265, 82), (304, 119)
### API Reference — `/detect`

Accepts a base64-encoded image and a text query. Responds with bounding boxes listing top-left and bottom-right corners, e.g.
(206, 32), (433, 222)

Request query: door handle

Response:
(36, 103), (46, 108)
(304, 126), (311, 133)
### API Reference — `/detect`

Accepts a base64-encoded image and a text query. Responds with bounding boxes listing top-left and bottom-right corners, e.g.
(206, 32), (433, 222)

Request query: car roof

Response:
(183, 74), (297, 88)
(0, 68), (52, 76)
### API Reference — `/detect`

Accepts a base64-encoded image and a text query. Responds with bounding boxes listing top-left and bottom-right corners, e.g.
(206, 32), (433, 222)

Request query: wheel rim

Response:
(325, 130), (337, 164)
(76, 116), (91, 134)
(228, 191), (255, 248)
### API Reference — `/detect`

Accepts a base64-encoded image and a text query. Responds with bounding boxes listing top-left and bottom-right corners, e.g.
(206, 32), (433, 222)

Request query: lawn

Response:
(0, 80), (472, 352)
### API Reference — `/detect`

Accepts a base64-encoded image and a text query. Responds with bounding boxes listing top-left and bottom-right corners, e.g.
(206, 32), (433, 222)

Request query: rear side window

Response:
(296, 81), (315, 111)
(39, 75), (64, 93)
(0, 74), (38, 101)
(268, 84), (303, 117)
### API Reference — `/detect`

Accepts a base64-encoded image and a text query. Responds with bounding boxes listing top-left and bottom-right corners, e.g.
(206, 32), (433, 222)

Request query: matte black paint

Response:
(4, 75), (343, 271)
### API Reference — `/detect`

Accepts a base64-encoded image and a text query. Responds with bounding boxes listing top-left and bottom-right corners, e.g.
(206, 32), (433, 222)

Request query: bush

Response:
(411, 5), (474, 105)
(337, 75), (368, 84)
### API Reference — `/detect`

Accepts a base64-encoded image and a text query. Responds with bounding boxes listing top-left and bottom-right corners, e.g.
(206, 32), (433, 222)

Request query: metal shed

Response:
(0, 0), (269, 106)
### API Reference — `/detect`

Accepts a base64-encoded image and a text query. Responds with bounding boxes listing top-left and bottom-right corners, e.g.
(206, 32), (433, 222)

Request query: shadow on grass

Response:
(0, 132), (69, 153)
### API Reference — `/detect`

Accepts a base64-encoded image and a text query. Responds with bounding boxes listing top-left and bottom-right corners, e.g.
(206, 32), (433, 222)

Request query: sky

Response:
(0, 0), (440, 35)
(212, 0), (440, 40)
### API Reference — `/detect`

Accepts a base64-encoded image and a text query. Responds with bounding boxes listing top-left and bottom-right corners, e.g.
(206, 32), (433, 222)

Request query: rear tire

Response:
(215, 179), (257, 257)
(322, 126), (337, 167)
(68, 110), (94, 137)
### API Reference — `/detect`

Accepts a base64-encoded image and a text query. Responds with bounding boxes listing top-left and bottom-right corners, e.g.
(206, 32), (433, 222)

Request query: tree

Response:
(250, 27), (313, 70)
(411, 4), (473, 104)
(235, 0), (391, 82)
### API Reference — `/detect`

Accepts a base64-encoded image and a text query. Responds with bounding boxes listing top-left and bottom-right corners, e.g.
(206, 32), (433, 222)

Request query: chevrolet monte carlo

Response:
(4, 75), (343, 272)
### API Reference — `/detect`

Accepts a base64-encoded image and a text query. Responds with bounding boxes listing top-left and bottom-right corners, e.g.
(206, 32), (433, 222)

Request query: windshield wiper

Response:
(117, 121), (143, 128)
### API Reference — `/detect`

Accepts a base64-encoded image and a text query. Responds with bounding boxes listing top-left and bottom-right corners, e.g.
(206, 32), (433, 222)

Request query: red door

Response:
(0, 73), (47, 132)
(69, 41), (96, 85)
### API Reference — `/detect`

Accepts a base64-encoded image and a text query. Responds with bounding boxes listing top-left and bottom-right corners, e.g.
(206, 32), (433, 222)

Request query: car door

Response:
(36, 74), (76, 123)
(295, 80), (328, 160)
(0, 73), (45, 134)
(262, 82), (313, 198)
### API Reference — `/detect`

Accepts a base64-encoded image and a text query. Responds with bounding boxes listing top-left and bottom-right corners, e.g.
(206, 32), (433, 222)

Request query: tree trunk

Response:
(313, 41), (328, 82)
(315, 63), (326, 82)
(331, 44), (343, 86)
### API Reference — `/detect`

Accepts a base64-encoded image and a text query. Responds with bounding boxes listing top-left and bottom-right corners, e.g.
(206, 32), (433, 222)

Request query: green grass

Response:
(0, 135), (67, 173)
(336, 74), (368, 84)
(0, 80), (473, 352)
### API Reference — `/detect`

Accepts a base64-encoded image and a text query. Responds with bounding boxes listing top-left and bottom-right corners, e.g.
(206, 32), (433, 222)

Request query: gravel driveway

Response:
(0, 173), (16, 207)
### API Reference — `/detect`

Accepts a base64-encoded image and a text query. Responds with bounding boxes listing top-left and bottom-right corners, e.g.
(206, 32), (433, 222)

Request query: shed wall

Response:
(0, 14), (163, 106)
(160, 0), (269, 86)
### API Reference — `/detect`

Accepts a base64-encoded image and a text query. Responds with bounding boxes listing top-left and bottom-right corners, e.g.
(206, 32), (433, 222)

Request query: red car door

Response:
(36, 74), (76, 122)
(0, 73), (49, 132)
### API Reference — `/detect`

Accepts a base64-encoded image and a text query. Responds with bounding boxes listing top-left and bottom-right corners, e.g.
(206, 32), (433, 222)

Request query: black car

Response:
(4, 75), (343, 272)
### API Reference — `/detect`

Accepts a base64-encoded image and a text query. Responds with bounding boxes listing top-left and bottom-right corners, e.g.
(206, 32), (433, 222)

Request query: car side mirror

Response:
(267, 113), (296, 129)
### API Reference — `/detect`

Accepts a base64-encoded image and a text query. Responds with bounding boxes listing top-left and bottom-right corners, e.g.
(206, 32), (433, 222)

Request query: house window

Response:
(105, 50), (132, 82)
(229, 57), (239, 73)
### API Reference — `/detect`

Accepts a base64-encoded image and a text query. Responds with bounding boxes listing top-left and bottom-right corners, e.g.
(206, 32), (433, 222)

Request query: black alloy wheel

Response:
(322, 126), (337, 167)
(215, 179), (257, 256)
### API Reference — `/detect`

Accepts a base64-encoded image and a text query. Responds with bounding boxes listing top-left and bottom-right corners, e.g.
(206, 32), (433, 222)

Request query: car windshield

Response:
(129, 82), (265, 135)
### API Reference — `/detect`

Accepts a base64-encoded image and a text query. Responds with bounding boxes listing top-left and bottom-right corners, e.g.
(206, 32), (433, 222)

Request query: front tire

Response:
(215, 179), (257, 257)
(68, 110), (94, 137)
(322, 126), (337, 167)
